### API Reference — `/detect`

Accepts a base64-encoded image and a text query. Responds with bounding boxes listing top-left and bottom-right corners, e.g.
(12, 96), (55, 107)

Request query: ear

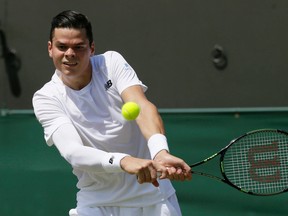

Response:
(48, 41), (53, 58)
(90, 42), (95, 56)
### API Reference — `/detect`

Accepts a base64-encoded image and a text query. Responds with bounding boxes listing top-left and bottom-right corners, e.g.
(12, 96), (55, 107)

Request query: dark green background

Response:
(0, 110), (287, 215)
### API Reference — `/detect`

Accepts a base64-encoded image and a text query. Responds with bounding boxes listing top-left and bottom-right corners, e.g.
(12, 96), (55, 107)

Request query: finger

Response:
(179, 165), (192, 180)
(167, 166), (176, 175)
(152, 179), (160, 187)
(171, 172), (181, 180)
(156, 166), (171, 179)
(136, 172), (145, 184)
(148, 167), (161, 187)
(176, 168), (186, 181)
(144, 166), (158, 183)
(184, 169), (192, 180)
(166, 167), (186, 181)
(144, 168), (152, 182)
(150, 167), (158, 179)
(176, 167), (184, 174)
(167, 167), (177, 180)
(164, 167), (177, 180)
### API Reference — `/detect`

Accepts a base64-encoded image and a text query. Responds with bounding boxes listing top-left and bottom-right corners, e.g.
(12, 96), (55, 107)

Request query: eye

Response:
(75, 45), (86, 50)
(57, 45), (67, 51)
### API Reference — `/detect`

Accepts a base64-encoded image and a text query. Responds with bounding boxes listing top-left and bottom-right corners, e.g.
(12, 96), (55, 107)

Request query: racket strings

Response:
(223, 130), (288, 195)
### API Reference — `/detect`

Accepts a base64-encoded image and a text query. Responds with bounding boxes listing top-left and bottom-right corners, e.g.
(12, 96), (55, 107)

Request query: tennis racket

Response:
(190, 129), (288, 196)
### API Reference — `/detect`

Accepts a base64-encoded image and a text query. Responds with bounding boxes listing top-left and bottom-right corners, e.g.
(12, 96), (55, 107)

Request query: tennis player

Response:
(32, 10), (191, 216)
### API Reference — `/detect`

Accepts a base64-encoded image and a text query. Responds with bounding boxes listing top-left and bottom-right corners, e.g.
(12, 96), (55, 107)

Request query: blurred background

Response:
(1, 0), (288, 109)
(0, 0), (288, 215)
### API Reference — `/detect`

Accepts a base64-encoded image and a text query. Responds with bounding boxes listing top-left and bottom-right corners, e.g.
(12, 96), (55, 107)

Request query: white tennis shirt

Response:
(33, 51), (175, 208)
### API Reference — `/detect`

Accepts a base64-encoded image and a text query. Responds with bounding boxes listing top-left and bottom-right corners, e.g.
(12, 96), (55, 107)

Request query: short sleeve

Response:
(105, 51), (148, 94)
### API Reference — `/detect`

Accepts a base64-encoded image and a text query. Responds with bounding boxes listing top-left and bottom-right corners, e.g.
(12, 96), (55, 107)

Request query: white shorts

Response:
(69, 194), (181, 216)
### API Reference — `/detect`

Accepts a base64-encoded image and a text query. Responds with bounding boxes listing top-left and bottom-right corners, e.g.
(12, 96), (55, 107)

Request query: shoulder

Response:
(33, 81), (56, 99)
(103, 50), (124, 59)
(91, 51), (124, 65)
(32, 73), (64, 105)
(90, 51), (129, 78)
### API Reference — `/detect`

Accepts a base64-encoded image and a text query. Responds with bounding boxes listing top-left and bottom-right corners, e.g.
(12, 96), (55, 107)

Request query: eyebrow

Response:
(54, 41), (86, 46)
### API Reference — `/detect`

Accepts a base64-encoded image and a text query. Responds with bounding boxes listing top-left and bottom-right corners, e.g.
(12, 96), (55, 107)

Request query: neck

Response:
(63, 74), (92, 90)
(58, 68), (92, 90)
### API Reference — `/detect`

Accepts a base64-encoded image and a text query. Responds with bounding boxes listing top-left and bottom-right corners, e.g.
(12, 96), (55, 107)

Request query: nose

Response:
(65, 48), (75, 58)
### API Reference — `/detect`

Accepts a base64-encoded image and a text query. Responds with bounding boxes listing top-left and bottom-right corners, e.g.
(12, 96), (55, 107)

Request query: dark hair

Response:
(49, 10), (93, 45)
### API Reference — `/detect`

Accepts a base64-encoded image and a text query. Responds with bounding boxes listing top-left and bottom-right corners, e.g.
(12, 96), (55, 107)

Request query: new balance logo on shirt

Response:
(105, 80), (113, 90)
(109, 157), (114, 164)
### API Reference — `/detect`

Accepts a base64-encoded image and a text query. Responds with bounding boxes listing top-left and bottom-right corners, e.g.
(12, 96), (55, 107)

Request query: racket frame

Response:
(190, 129), (288, 196)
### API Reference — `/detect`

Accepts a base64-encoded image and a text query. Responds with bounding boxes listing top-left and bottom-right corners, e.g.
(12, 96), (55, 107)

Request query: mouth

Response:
(63, 62), (77, 67)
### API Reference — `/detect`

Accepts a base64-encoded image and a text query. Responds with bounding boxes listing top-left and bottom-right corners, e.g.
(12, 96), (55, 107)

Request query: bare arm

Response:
(121, 85), (164, 139)
(120, 85), (192, 183)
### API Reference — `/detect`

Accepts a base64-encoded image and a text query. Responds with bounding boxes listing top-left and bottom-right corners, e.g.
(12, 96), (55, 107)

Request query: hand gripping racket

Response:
(190, 129), (288, 196)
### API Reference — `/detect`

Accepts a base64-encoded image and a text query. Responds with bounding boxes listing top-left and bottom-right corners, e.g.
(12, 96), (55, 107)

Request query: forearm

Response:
(136, 101), (165, 139)
(52, 123), (128, 173)
(135, 101), (169, 159)
(121, 85), (169, 159)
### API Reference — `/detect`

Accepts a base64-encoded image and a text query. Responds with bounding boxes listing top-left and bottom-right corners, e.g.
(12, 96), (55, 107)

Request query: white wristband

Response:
(148, 134), (169, 159)
(102, 153), (130, 173)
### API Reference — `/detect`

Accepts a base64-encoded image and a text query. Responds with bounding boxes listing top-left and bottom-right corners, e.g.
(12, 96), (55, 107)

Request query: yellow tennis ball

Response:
(121, 102), (140, 120)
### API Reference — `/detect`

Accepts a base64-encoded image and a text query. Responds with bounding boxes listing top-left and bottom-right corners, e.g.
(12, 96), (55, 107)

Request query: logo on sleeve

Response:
(104, 80), (113, 90)
(109, 157), (114, 164)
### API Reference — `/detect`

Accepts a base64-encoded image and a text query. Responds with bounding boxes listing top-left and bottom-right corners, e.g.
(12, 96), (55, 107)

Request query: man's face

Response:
(48, 28), (95, 78)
